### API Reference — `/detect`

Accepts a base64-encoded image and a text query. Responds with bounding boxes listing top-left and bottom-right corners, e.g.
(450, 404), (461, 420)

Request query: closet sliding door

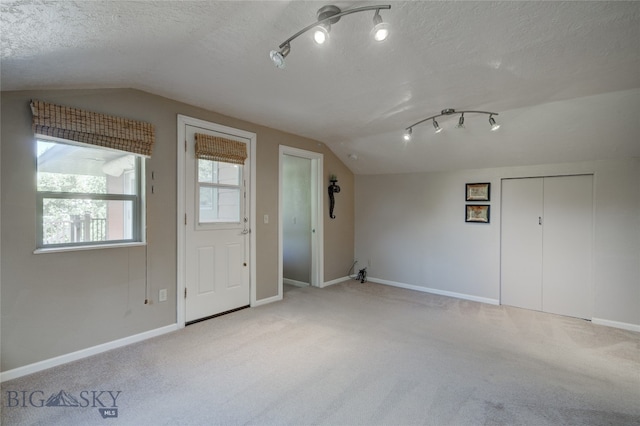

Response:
(542, 175), (593, 319)
(500, 175), (593, 319)
(501, 178), (544, 311)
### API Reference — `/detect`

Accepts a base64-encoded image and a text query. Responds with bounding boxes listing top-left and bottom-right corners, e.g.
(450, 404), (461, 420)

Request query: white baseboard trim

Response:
(283, 278), (310, 287)
(368, 277), (500, 306)
(321, 276), (352, 288)
(1, 323), (179, 383)
(369, 278), (639, 332)
(592, 318), (640, 333)
(253, 293), (282, 307)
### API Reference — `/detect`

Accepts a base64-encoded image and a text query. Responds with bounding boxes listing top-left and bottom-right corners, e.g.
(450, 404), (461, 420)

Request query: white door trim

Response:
(278, 145), (324, 298)
(177, 114), (257, 328)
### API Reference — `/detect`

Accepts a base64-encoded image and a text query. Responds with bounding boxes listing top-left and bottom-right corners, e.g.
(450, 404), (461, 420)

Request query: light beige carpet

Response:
(2, 280), (639, 425)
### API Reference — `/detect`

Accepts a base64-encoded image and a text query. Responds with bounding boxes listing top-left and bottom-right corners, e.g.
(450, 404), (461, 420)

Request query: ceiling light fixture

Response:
(403, 127), (412, 141)
(403, 108), (500, 140)
(433, 119), (443, 134)
(313, 23), (330, 45)
(312, 5), (338, 45)
(270, 4), (391, 68)
(270, 43), (290, 69)
(489, 115), (500, 131)
(372, 10), (389, 42)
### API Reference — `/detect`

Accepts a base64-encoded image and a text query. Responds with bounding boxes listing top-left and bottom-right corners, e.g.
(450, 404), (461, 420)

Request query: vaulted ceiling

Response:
(2, 1), (639, 174)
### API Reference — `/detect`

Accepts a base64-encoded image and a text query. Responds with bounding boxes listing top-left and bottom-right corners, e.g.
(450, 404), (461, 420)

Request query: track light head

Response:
(315, 4), (340, 45)
(270, 44), (290, 68)
(433, 119), (443, 134)
(372, 10), (389, 42)
(403, 128), (412, 141)
(489, 115), (500, 131)
(313, 24), (330, 44)
(457, 113), (465, 129)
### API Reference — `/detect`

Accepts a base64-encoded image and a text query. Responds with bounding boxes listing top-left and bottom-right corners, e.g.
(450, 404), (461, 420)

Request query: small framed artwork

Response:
(466, 182), (491, 201)
(466, 204), (490, 223)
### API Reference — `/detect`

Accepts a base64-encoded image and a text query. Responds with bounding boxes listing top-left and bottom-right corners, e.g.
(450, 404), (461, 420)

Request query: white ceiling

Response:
(2, 1), (639, 174)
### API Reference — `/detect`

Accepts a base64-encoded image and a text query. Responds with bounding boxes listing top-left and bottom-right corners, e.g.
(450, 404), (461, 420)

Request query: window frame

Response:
(35, 136), (145, 250)
(195, 158), (244, 229)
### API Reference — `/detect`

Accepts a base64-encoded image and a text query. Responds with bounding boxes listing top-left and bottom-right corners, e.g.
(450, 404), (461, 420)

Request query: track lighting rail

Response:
(406, 109), (498, 131)
(270, 4), (391, 68)
(404, 109), (500, 140)
(277, 5), (391, 49)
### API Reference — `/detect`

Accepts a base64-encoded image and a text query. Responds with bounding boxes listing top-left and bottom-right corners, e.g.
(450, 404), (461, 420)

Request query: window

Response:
(36, 138), (143, 248)
(197, 159), (242, 224)
(192, 132), (247, 225)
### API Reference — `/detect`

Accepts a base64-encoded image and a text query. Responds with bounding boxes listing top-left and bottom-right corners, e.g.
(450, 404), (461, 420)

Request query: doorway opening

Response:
(278, 146), (323, 298)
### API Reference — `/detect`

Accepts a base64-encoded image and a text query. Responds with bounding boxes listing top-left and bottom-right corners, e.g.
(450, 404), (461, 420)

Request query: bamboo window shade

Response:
(195, 133), (247, 165)
(30, 100), (155, 157)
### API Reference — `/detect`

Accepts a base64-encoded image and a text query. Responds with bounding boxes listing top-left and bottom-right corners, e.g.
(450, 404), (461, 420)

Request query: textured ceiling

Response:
(2, 1), (639, 174)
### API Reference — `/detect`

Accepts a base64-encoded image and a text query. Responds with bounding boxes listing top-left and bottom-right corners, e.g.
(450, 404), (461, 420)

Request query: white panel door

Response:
(501, 178), (544, 311)
(542, 175), (593, 319)
(184, 123), (250, 322)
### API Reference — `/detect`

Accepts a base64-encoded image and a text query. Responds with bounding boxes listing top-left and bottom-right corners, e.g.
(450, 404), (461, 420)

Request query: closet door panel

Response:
(500, 178), (544, 311)
(542, 175), (593, 319)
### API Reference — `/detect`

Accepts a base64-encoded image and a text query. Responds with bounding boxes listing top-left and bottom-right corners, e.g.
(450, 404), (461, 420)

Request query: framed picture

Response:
(466, 182), (491, 201)
(466, 204), (490, 223)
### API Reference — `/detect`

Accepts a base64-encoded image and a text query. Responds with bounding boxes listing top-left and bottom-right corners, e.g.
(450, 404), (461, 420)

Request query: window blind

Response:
(30, 99), (155, 157)
(195, 133), (247, 165)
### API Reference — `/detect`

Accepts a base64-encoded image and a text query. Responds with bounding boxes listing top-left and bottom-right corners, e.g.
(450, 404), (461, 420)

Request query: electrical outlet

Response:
(159, 289), (167, 302)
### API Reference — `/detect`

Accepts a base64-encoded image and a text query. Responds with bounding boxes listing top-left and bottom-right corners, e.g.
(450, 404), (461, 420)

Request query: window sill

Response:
(34, 242), (147, 255)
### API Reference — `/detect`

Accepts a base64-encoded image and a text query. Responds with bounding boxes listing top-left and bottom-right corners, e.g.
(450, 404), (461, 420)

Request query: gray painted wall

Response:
(1, 89), (355, 372)
(355, 159), (640, 326)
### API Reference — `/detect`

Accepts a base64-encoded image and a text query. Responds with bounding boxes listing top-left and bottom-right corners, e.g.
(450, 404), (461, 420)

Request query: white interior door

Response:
(542, 175), (593, 319)
(501, 178), (544, 311)
(184, 123), (250, 323)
